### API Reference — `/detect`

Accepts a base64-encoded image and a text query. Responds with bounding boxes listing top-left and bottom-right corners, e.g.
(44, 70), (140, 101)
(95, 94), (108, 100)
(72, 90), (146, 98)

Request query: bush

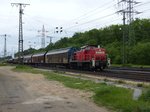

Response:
(129, 42), (150, 65)
(137, 83), (143, 87)
(140, 88), (150, 102)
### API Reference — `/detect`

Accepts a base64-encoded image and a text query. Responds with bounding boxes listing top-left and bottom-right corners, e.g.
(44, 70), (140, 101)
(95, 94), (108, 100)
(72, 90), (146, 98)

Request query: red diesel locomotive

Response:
(70, 45), (107, 70)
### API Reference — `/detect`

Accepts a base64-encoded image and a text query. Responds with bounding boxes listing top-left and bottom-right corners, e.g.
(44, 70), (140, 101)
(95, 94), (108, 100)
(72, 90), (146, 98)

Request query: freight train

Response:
(10, 45), (108, 70)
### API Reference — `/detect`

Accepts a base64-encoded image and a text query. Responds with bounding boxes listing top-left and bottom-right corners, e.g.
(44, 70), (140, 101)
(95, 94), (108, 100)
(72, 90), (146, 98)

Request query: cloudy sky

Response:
(0, 0), (150, 57)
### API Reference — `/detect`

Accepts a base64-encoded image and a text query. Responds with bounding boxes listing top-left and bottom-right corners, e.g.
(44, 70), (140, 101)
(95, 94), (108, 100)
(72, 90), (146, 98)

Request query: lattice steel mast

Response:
(0, 34), (10, 57)
(11, 3), (29, 62)
(38, 25), (49, 48)
(117, 0), (140, 64)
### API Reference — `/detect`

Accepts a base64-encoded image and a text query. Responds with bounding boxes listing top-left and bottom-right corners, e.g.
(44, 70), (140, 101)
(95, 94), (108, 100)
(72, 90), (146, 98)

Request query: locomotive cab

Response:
(70, 45), (107, 70)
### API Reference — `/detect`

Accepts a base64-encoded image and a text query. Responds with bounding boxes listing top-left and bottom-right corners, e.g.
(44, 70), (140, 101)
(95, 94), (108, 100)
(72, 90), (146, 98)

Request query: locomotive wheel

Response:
(99, 66), (104, 71)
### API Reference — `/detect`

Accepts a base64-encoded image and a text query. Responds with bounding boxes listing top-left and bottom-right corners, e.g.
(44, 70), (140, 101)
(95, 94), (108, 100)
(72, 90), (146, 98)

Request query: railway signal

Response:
(55, 27), (63, 33)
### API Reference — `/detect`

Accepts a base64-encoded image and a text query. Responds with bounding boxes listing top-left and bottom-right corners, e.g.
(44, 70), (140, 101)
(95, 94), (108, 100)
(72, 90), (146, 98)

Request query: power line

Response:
(134, 8), (150, 18)
(79, 17), (122, 32)
(72, 2), (115, 23)
(65, 12), (116, 30)
(135, 1), (150, 8)
(56, 1), (116, 32)
(142, 8), (150, 12)
(64, 1), (114, 24)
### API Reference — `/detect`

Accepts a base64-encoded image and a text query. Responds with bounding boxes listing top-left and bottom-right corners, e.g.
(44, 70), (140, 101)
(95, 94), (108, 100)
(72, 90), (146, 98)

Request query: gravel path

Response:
(0, 66), (109, 112)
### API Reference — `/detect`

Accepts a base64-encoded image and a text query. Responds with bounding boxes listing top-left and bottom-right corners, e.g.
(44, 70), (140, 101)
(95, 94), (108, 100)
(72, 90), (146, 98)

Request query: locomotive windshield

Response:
(81, 45), (97, 50)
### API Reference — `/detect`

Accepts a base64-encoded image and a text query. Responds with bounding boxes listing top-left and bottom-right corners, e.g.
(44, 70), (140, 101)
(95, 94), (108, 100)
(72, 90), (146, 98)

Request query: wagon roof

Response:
(32, 52), (46, 57)
(23, 54), (33, 58)
(46, 47), (73, 55)
(13, 57), (18, 59)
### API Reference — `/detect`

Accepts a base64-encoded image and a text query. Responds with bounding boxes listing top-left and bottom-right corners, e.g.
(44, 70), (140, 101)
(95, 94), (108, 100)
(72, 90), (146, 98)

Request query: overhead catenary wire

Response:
(76, 17), (122, 32)
(71, 1), (115, 22)
(134, 1), (150, 8)
(61, 0), (115, 26)
(64, 12), (117, 30)
(135, 8), (150, 18)
(61, 1), (128, 32)
(63, 5), (116, 29)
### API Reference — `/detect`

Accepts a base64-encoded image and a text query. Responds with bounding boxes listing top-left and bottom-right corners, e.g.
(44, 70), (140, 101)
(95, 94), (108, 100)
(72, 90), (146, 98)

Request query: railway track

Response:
(34, 66), (150, 82)
(109, 66), (150, 72)
(100, 69), (150, 82)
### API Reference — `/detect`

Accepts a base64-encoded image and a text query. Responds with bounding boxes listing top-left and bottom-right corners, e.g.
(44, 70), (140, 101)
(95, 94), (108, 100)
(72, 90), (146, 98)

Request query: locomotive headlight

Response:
(96, 51), (104, 54)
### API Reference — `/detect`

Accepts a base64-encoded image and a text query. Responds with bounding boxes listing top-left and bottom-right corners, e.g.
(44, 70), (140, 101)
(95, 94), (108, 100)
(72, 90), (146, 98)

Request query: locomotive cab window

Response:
(85, 47), (90, 50)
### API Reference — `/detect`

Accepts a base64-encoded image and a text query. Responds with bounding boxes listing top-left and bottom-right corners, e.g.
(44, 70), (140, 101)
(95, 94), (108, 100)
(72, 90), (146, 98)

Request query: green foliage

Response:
(129, 42), (150, 65)
(106, 42), (122, 64)
(133, 19), (150, 43)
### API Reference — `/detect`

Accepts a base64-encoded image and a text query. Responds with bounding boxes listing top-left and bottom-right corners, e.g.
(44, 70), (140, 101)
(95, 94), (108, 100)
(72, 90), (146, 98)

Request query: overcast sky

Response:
(0, 0), (150, 57)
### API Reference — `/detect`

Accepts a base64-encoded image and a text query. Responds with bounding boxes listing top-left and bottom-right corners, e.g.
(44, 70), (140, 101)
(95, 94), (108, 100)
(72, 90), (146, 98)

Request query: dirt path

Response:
(0, 66), (109, 112)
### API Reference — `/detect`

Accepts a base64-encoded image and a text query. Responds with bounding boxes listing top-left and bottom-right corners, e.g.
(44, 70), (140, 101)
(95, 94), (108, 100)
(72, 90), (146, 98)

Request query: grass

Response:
(0, 62), (8, 66)
(13, 65), (150, 112)
(140, 88), (150, 102)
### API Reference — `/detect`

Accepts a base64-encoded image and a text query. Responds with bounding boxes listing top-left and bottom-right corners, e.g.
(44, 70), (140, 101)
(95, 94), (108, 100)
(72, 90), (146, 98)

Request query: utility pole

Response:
(4, 36), (6, 57)
(117, 10), (126, 64)
(47, 36), (54, 44)
(0, 34), (10, 58)
(117, 0), (140, 64)
(11, 3), (29, 63)
(38, 25), (49, 48)
(122, 12), (126, 64)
